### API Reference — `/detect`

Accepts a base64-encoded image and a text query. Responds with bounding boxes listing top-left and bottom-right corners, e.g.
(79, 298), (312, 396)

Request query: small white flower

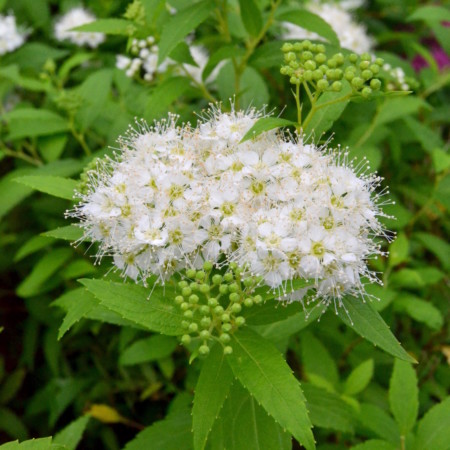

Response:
(0, 13), (27, 55)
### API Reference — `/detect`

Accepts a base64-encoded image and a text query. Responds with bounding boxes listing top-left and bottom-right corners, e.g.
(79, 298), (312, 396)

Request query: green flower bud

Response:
(334, 69), (343, 79)
(199, 345), (210, 355)
(313, 69), (323, 81)
(223, 346), (233, 355)
(334, 53), (345, 65)
(212, 274), (223, 285)
(370, 78), (381, 90)
(224, 272), (233, 282)
(220, 333), (231, 343)
(302, 50), (313, 61)
(280, 66), (288, 75)
(293, 42), (302, 51)
(243, 277), (254, 287)
(199, 284), (210, 294)
(219, 284), (228, 294)
(214, 305), (224, 315)
(310, 44), (317, 53)
(186, 269), (196, 278)
(316, 44), (326, 53)
(182, 320), (189, 329)
(325, 69), (335, 79)
(289, 61), (299, 69)
(190, 282), (198, 291)
(318, 64), (328, 73)
(290, 76), (300, 85)
(208, 297), (218, 307)
(304, 70), (313, 81)
(195, 270), (206, 280)
(304, 60), (316, 70)
(222, 323), (232, 332)
(281, 43), (293, 52)
(201, 316), (211, 327)
(221, 313), (230, 322)
(178, 280), (188, 289)
(229, 292), (240, 302)
(200, 305), (210, 315)
(203, 261), (213, 271)
(361, 52), (371, 61)
(375, 58), (384, 67)
(359, 60), (370, 70)
(348, 53), (358, 63)
(189, 294), (199, 304)
(362, 69), (373, 80)
(351, 77), (364, 89)
(369, 64), (380, 74)
(332, 81), (342, 91)
(285, 51), (296, 62)
(302, 40), (312, 49)
(253, 295), (263, 304)
(181, 334), (191, 345)
(188, 322), (198, 333)
(328, 58), (337, 68)
(175, 295), (184, 305)
(317, 79), (329, 90)
(244, 297), (254, 307)
(344, 71), (355, 81)
(228, 283), (239, 293)
(235, 316), (246, 326)
(184, 310), (193, 319)
(181, 302), (190, 311)
(181, 287), (192, 297)
(315, 53), (326, 64)
(361, 87), (372, 98)
(231, 303), (242, 313)
(200, 330), (210, 339)
(230, 262), (238, 270)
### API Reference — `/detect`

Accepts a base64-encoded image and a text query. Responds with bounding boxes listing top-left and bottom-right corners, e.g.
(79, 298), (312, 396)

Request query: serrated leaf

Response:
(79, 279), (185, 335)
(124, 410), (192, 450)
(17, 248), (72, 298)
(415, 397), (450, 450)
(158, 1), (214, 64)
(240, 117), (297, 143)
(389, 359), (419, 435)
(351, 440), (397, 450)
(358, 403), (400, 445)
(277, 10), (339, 46)
(71, 18), (134, 35)
(302, 384), (355, 433)
(344, 359), (374, 396)
(339, 296), (416, 363)
(42, 225), (85, 242)
(394, 294), (443, 330)
(304, 81), (352, 138)
(388, 232), (409, 268)
(53, 416), (90, 450)
(193, 343), (233, 450)
(227, 328), (315, 450)
(0, 407), (28, 442)
(14, 176), (77, 200)
(119, 335), (177, 366)
(238, 0), (262, 36)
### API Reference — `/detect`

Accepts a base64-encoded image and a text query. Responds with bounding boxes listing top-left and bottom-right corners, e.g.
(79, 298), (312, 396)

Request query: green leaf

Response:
(389, 359), (419, 435)
(124, 410), (192, 450)
(431, 148), (450, 174)
(304, 81), (352, 138)
(227, 328), (315, 450)
(17, 248), (72, 298)
(415, 397), (450, 450)
(277, 10), (339, 46)
(302, 384), (355, 433)
(351, 440), (397, 450)
(340, 296), (416, 363)
(0, 368), (26, 404)
(343, 359), (374, 396)
(249, 41), (284, 69)
(390, 267), (444, 289)
(42, 225), (85, 242)
(0, 437), (52, 450)
(238, 0), (262, 36)
(202, 46), (244, 82)
(14, 176), (77, 200)
(407, 5), (450, 24)
(71, 18), (134, 35)
(213, 382), (292, 450)
(38, 134), (68, 163)
(120, 335), (177, 366)
(146, 77), (191, 122)
(301, 331), (339, 386)
(359, 403), (400, 445)
(375, 97), (431, 128)
(388, 232), (409, 268)
(4, 108), (69, 140)
(158, 1), (214, 64)
(53, 416), (90, 450)
(242, 300), (303, 325)
(0, 407), (28, 442)
(79, 279), (185, 336)
(14, 236), (53, 262)
(193, 343), (233, 450)
(240, 117), (297, 143)
(394, 294), (443, 330)
(58, 53), (95, 81)
(413, 232), (450, 270)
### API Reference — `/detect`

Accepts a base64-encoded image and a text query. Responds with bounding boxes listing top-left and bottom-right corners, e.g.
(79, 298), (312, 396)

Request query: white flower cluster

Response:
(71, 107), (388, 306)
(0, 13), (27, 55)
(116, 37), (214, 84)
(55, 7), (105, 48)
(282, 1), (373, 54)
(383, 64), (410, 91)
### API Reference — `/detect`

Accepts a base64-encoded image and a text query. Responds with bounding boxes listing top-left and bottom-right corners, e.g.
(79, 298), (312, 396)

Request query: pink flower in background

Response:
(412, 39), (450, 72)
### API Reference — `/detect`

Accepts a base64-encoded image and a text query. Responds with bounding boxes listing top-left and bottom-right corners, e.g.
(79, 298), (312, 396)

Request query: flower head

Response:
(0, 13), (27, 55)
(69, 106), (389, 310)
(55, 7), (105, 48)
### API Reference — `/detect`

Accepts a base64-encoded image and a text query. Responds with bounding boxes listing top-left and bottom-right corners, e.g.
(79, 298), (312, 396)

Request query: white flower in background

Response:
(0, 13), (27, 55)
(282, 1), (374, 54)
(69, 106), (389, 309)
(55, 7), (105, 48)
(383, 64), (410, 91)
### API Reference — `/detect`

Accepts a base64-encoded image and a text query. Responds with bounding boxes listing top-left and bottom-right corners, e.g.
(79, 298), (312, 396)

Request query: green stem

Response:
(179, 65), (217, 103)
(69, 118), (92, 156)
(294, 83), (302, 132)
(1, 146), (43, 166)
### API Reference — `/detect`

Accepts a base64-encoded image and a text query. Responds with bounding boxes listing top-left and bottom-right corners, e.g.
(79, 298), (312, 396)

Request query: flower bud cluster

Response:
(69, 105), (388, 309)
(281, 42), (383, 98)
(0, 13), (27, 55)
(382, 64), (417, 91)
(54, 7), (105, 48)
(176, 261), (263, 355)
